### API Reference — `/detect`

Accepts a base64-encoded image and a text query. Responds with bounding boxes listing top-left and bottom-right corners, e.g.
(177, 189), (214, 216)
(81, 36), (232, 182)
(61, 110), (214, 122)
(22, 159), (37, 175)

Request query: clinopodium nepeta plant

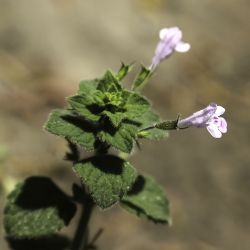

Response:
(3, 27), (227, 250)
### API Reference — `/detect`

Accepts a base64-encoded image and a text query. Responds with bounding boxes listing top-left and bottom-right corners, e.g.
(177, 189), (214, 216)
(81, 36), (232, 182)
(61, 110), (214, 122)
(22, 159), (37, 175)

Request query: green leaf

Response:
(78, 79), (99, 95)
(67, 95), (102, 122)
(4, 177), (76, 239)
(97, 70), (122, 93)
(77, 80), (104, 106)
(116, 62), (133, 81)
(101, 91), (150, 128)
(124, 91), (150, 120)
(132, 65), (151, 91)
(44, 110), (96, 150)
(121, 175), (171, 224)
(137, 110), (168, 140)
(138, 128), (168, 140)
(98, 122), (139, 153)
(73, 155), (137, 209)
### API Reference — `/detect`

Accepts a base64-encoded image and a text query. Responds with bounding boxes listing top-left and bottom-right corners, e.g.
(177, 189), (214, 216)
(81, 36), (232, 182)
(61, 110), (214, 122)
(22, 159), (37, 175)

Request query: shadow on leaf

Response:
(101, 117), (141, 136)
(16, 177), (76, 225)
(86, 104), (105, 115)
(126, 175), (145, 195)
(81, 155), (125, 175)
(6, 235), (70, 250)
(62, 114), (99, 133)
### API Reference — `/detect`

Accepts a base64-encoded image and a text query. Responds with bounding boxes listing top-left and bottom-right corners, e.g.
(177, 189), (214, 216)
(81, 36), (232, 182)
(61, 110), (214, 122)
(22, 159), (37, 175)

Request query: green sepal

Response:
(4, 177), (76, 239)
(155, 119), (178, 130)
(73, 155), (137, 209)
(116, 62), (133, 81)
(97, 70), (122, 93)
(97, 122), (139, 153)
(132, 65), (152, 91)
(44, 110), (96, 150)
(121, 175), (171, 224)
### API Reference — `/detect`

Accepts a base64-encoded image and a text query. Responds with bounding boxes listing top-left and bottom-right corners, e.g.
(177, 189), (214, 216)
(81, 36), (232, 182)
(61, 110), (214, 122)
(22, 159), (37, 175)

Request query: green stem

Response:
(71, 194), (94, 250)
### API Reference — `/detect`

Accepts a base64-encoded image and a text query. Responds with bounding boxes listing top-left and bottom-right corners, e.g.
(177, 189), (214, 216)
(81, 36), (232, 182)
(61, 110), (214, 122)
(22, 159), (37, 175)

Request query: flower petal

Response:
(178, 103), (217, 128)
(160, 27), (181, 41)
(175, 41), (191, 52)
(154, 40), (174, 60)
(207, 124), (222, 138)
(191, 103), (217, 118)
(215, 106), (225, 116)
(218, 117), (227, 133)
(159, 28), (169, 40)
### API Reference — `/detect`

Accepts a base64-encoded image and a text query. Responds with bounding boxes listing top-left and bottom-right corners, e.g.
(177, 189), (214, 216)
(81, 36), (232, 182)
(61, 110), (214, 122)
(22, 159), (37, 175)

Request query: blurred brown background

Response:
(0, 0), (250, 249)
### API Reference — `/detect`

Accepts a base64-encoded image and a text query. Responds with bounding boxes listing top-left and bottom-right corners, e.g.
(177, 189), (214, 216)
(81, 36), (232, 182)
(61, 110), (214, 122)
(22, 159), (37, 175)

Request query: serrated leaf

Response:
(101, 91), (150, 128)
(4, 177), (76, 239)
(97, 70), (122, 93)
(137, 109), (168, 140)
(67, 95), (102, 122)
(78, 79), (99, 95)
(98, 121), (139, 153)
(121, 175), (171, 224)
(77, 80), (104, 106)
(132, 65), (151, 91)
(45, 110), (96, 150)
(73, 155), (137, 209)
(116, 62), (133, 81)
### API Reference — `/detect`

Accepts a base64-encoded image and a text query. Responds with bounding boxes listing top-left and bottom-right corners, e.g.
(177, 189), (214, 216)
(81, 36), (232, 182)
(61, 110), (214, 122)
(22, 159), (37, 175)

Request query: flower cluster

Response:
(150, 27), (227, 138)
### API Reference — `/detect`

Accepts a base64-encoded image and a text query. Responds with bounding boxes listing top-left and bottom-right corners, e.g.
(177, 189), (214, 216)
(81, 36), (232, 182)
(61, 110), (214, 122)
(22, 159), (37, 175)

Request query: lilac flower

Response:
(150, 27), (190, 70)
(177, 103), (227, 138)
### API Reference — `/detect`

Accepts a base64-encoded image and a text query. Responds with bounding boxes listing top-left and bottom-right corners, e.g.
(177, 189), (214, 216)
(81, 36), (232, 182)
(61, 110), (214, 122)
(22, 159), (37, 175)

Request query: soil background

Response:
(0, 1), (250, 249)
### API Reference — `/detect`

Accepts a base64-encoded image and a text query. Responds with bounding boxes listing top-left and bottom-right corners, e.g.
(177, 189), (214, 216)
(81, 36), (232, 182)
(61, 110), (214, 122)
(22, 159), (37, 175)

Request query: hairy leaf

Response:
(67, 94), (103, 122)
(124, 91), (150, 120)
(45, 110), (96, 150)
(4, 177), (76, 239)
(78, 79), (99, 95)
(73, 155), (137, 209)
(121, 175), (171, 224)
(98, 122), (139, 153)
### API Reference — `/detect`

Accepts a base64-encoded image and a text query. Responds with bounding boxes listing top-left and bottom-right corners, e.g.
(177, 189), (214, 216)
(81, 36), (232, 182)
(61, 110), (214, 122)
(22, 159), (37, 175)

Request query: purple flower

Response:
(150, 27), (190, 70)
(177, 103), (227, 138)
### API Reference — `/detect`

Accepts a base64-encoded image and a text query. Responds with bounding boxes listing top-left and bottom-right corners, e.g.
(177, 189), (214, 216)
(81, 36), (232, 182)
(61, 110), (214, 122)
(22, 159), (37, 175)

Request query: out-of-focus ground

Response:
(0, 0), (250, 249)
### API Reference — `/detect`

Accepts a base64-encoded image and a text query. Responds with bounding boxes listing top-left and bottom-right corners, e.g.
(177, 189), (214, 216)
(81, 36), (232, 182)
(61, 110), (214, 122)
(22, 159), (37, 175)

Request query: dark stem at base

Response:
(71, 194), (94, 250)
